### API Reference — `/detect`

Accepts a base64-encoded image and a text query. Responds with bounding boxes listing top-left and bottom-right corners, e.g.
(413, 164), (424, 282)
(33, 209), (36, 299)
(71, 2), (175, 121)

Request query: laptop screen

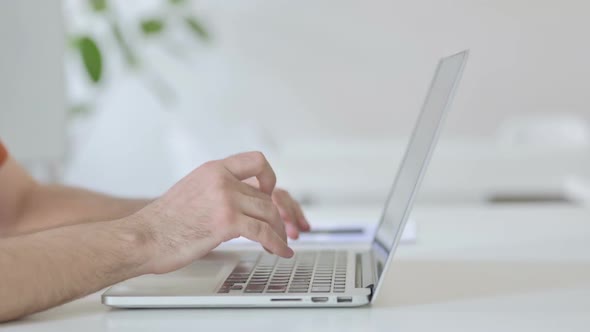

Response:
(373, 51), (468, 254)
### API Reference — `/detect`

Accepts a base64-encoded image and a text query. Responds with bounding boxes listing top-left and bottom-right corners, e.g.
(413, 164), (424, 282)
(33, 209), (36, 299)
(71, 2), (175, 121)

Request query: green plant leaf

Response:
(140, 18), (166, 36)
(76, 36), (103, 84)
(111, 22), (140, 68)
(89, 0), (108, 12)
(68, 103), (92, 117)
(184, 16), (210, 41)
(168, 0), (186, 5)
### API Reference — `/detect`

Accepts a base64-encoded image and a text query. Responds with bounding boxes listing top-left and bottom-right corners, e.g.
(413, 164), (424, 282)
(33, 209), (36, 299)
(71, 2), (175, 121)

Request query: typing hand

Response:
(133, 151), (294, 275)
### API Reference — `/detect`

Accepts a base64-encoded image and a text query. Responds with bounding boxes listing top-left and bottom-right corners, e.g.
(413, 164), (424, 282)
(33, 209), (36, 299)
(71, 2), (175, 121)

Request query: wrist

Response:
(111, 213), (157, 276)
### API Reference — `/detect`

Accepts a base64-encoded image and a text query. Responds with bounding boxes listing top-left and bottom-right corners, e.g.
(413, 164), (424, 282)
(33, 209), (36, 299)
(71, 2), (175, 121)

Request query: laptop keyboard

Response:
(218, 250), (348, 294)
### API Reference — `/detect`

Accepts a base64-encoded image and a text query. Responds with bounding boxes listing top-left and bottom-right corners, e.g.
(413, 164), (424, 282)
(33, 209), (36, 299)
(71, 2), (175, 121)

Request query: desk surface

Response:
(4, 205), (590, 332)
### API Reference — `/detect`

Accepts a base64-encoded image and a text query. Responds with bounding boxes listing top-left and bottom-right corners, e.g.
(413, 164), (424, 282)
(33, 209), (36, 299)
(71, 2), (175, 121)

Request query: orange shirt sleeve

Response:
(0, 140), (8, 167)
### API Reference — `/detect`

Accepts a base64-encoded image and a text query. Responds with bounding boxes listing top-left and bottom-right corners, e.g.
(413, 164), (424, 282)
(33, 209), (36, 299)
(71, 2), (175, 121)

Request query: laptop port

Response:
(311, 297), (329, 303)
(337, 297), (353, 303)
(270, 298), (302, 302)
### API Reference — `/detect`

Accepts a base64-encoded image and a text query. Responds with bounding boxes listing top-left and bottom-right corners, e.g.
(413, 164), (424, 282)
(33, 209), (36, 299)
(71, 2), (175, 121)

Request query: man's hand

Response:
(0, 150), (308, 321)
(134, 151), (295, 275)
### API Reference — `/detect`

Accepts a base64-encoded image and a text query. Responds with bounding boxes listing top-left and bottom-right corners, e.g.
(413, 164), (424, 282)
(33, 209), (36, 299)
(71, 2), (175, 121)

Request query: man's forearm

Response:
(4, 184), (150, 236)
(0, 216), (152, 322)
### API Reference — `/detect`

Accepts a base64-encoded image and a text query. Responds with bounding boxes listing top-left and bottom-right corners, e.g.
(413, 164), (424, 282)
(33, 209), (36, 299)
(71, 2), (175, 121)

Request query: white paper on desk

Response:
(225, 218), (416, 245)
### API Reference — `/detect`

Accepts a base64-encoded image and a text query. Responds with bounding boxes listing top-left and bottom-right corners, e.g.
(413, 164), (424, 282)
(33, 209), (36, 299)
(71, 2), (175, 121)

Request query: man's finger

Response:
(293, 203), (311, 232)
(239, 217), (294, 258)
(272, 191), (296, 222)
(237, 180), (269, 200)
(272, 192), (300, 239)
(222, 152), (276, 195)
(277, 204), (300, 239)
(273, 190), (309, 234)
(278, 189), (310, 232)
(285, 222), (300, 240)
(237, 192), (287, 243)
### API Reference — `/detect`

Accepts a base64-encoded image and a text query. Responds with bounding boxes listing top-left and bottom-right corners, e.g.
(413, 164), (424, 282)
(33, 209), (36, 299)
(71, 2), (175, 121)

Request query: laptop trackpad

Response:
(110, 252), (237, 296)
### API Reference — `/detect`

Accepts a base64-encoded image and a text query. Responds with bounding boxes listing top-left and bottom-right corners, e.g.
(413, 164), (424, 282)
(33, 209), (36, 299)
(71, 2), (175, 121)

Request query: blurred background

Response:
(1, 0), (589, 208)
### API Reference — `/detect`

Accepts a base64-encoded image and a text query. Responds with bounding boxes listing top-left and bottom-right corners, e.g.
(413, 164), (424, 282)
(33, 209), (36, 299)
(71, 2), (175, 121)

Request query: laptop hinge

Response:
(356, 252), (376, 300)
(366, 284), (375, 301)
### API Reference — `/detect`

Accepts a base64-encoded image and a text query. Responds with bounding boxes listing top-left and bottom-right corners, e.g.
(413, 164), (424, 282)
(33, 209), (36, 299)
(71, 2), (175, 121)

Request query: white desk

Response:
(4, 205), (590, 332)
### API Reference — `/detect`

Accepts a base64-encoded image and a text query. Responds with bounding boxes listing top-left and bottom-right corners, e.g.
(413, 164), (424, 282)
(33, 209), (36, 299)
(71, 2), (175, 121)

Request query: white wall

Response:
(0, 0), (66, 162)
(189, 0), (590, 141)
(60, 0), (590, 197)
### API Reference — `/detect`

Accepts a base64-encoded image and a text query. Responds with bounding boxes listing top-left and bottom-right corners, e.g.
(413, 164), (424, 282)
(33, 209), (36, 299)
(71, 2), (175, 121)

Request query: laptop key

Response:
(244, 289), (264, 293)
(311, 287), (331, 293)
(288, 289), (309, 293)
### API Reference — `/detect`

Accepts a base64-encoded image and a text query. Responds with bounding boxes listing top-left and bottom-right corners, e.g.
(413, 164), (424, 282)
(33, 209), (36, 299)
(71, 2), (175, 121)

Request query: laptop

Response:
(102, 50), (469, 308)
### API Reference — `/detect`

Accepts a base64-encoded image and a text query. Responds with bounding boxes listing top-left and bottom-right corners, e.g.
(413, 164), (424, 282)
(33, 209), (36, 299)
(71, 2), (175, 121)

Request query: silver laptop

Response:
(102, 50), (469, 308)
